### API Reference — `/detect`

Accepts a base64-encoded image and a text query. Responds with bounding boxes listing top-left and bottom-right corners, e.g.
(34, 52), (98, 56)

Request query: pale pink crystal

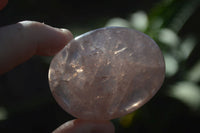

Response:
(48, 27), (165, 120)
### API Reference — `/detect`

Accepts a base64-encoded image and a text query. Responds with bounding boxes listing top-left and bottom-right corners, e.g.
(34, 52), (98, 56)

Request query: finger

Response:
(53, 119), (115, 133)
(0, 21), (73, 74)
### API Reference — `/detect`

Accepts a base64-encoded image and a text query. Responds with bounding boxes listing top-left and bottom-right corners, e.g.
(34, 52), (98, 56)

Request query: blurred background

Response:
(0, 0), (200, 132)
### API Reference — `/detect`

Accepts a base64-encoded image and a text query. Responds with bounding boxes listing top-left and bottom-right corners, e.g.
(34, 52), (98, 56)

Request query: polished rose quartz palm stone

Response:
(48, 27), (165, 120)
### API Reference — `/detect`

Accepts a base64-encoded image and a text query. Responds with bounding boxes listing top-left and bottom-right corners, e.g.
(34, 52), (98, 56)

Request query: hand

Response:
(0, 21), (115, 133)
(0, 21), (73, 74)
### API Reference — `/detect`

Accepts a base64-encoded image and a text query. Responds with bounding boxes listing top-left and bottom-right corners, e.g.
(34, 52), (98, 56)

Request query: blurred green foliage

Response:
(0, 0), (200, 132)
(106, 0), (200, 132)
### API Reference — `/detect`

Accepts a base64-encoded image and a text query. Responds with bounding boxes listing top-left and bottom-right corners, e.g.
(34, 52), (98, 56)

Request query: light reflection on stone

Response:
(125, 100), (143, 112)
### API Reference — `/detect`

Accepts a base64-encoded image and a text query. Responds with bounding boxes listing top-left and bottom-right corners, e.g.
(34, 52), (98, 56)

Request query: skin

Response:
(53, 119), (115, 133)
(0, 21), (115, 133)
(0, 21), (73, 74)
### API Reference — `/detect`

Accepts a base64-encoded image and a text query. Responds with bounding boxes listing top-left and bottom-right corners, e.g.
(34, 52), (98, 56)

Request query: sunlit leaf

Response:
(105, 18), (130, 27)
(158, 28), (180, 47)
(0, 107), (8, 120)
(130, 11), (148, 32)
(187, 61), (200, 82)
(164, 54), (179, 77)
(180, 36), (196, 59)
(169, 81), (200, 110)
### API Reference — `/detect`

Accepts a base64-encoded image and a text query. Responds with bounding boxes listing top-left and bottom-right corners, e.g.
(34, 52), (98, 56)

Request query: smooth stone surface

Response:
(49, 27), (165, 120)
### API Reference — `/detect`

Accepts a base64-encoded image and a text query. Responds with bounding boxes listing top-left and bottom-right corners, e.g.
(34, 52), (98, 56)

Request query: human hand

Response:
(53, 119), (115, 133)
(0, 21), (115, 133)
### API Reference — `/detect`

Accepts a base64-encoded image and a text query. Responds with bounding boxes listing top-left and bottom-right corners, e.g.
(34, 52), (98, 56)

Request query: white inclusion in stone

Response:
(114, 47), (127, 55)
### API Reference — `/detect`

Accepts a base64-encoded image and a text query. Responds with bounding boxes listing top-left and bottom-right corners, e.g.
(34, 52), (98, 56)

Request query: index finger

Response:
(0, 21), (73, 74)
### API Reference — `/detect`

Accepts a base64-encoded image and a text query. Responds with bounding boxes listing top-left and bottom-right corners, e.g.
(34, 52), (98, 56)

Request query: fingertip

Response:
(17, 21), (74, 56)
(24, 22), (74, 56)
(43, 28), (73, 56)
(59, 28), (74, 43)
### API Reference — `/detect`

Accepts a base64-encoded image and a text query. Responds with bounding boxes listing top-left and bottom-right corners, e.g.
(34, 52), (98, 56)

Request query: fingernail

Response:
(60, 28), (69, 33)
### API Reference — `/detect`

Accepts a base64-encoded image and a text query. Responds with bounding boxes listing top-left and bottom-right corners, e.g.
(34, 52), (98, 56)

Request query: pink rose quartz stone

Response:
(48, 27), (165, 120)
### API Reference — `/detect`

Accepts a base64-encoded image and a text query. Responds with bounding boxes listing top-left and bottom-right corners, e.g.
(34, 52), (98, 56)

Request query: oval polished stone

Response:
(49, 27), (165, 120)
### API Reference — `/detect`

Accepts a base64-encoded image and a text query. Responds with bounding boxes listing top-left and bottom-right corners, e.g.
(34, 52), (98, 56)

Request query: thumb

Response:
(53, 119), (115, 133)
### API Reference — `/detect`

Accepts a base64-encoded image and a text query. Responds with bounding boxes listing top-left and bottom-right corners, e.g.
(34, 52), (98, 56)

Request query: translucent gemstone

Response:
(48, 27), (165, 120)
